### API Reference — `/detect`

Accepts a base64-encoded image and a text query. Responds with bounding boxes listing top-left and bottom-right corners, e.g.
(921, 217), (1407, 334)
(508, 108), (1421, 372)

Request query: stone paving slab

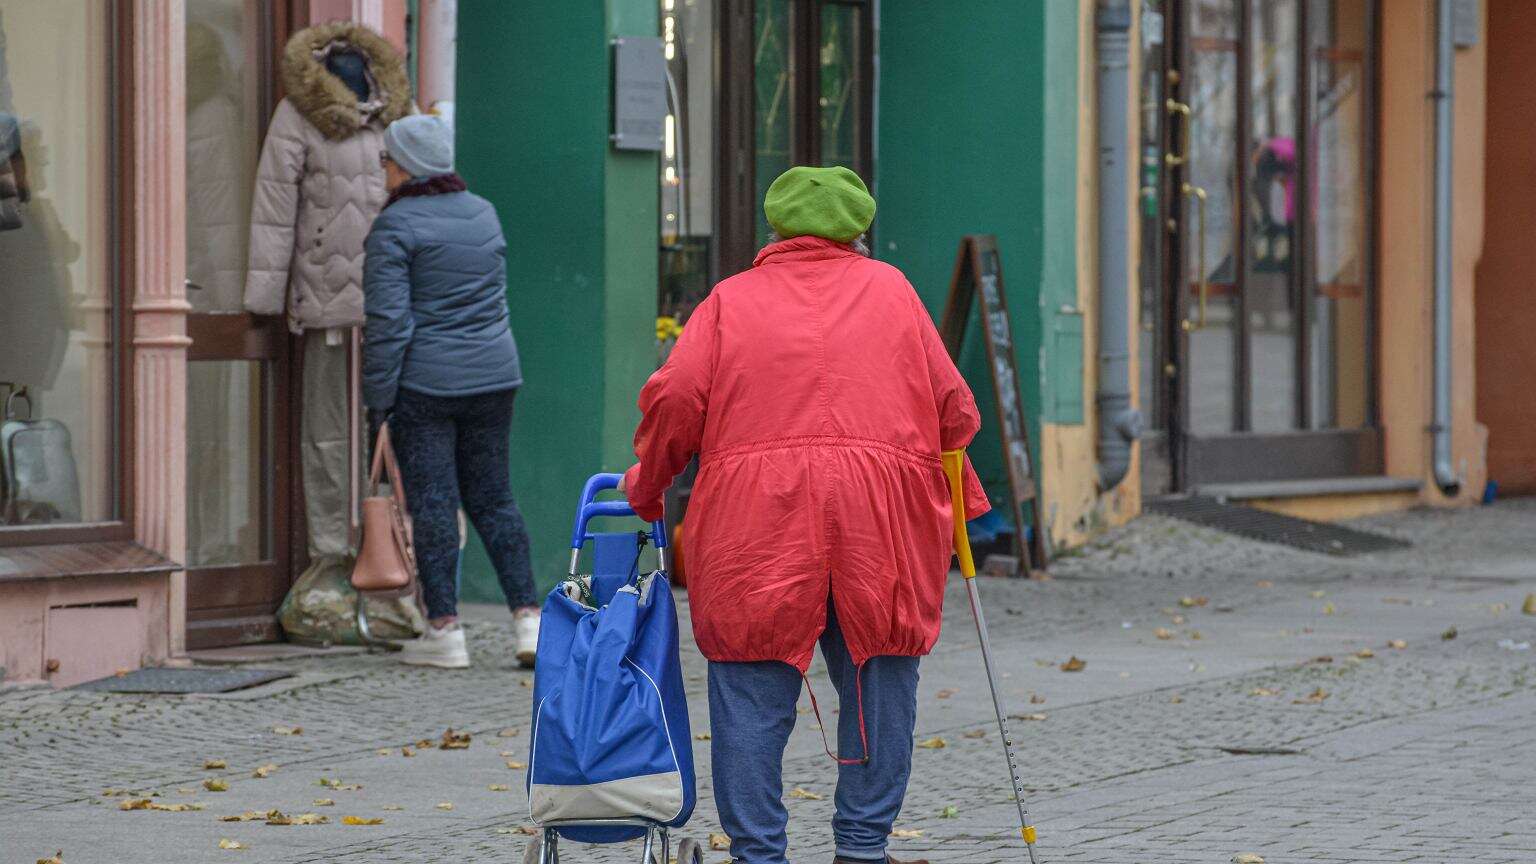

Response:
(2, 500), (1534, 863)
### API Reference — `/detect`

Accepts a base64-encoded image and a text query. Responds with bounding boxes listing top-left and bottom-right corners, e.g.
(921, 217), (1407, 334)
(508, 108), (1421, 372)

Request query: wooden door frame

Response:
(1162, 0), (1384, 489)
(183, 0), (309, 648)
(715, 0), (875, 278)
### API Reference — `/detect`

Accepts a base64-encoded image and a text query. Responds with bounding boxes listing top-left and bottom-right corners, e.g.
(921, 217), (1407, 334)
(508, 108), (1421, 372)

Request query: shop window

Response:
(0, 1), (121, 531)
(661, 0), (874, 331)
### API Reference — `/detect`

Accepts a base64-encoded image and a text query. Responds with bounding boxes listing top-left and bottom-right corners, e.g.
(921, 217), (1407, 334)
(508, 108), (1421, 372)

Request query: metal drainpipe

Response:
(1431, 0), (1461, 496)
(1095, 0), (1143, 489)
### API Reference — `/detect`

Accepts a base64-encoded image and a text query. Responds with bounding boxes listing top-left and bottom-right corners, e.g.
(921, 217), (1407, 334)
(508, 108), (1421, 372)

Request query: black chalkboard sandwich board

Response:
(937, 235), (1050, 574)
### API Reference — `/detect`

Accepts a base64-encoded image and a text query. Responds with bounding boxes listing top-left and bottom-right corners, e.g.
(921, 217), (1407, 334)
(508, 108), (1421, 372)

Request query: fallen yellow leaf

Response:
(1442, 626), (1458, 641)
(203, 779), (229, 792)
(506, 760), (527, 770)
(935, 688), (957, 699)
(36, 851), (62, 864)
(1060, 656), (1086, 672)
(271, 726), (302, 736)
(890, 829), (923, 839)
(1013, 713), (1047, 722)
(498, 728), (521, 738)
(402, 747), (416, 758)
(1249, 687), (1279, 697)
(694, 732), (712, 741)
(1153, 627), (1174, 640)
(916, 737), (947, 749)
(1169, 694), (1184, 704)
(436, 802), (454, 811)
(153, 802), (205, 812)
(217, 838), (246, 850)
(252, 764), (277, 779)
(265, 811), (329, 826)
(1356, 647), (1376, 658)
(520, 678), (532, 688)
(1231, 854), (1265, 864)
(1523, 593), (1536, 615)
(218, 811), (269, 822)
(788, 787), (824, 800)
(313, 798), (335, 807)
(1189, 630), (1203, 640)
(1029, 693), (1046, 704)
(414, 738), (437, 749)
(963, 729), (986, 739)
(1179, 596), (1208, 608)
(499, 750), (519, 757)
(377, 748), (392, 756)
(318, 778), (362, 791)
(1310, 590), (1326, 599)
(709, 833), (730, 851)
(203, 759), (227, 770)
(1388, 639), (1407, 649)
(489, 784), (511, 792)
(1256, 580), (1273, 588)
(441, 728), (472, 750)
(381, 805), (405, 811)
(1293, 687), (1329, 704)
(1322, 602), (1336, 616)
(341, 816), (384, 825)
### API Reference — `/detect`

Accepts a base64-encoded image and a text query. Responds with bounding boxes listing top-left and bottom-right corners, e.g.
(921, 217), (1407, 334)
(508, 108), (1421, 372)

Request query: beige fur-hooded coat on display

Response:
(243, 22), (411, 332)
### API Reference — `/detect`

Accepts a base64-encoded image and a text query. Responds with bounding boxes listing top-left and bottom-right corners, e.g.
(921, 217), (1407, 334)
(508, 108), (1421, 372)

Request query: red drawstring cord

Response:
(801, 663), (871, 766)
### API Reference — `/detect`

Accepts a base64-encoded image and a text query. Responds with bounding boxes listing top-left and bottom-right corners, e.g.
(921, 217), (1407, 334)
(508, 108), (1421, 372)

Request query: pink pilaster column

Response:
(132, 0), (190, 656)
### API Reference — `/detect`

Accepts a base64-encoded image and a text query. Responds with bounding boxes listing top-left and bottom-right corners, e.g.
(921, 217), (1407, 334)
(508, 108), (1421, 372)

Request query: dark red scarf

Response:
(385, 172), (468, 209)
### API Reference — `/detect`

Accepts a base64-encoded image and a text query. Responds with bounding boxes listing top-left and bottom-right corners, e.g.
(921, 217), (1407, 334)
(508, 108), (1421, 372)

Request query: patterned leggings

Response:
(390, 387), (537, 619)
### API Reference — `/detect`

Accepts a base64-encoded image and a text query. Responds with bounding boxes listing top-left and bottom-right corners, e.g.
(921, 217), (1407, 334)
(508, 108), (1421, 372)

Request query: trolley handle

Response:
(569, 473), (667, 551)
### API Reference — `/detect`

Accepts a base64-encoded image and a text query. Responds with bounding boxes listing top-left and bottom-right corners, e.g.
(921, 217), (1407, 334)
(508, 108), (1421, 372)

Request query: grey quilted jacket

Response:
(243, 22), (411, 332)
(362, 178), (523, 410)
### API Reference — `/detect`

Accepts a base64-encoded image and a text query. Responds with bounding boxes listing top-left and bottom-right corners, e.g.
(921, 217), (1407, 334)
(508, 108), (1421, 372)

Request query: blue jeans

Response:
(389, 387), (536, 619)
(708, 604), (920, 864)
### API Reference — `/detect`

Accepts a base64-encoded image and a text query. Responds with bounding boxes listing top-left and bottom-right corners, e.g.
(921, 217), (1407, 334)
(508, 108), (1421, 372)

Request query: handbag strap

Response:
(368, 422), (408, 512)
(4, 385), (30, 421)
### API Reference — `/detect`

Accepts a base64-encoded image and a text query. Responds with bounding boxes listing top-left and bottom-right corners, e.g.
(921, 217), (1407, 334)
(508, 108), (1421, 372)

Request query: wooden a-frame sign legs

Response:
(938, 234), (1050, 573)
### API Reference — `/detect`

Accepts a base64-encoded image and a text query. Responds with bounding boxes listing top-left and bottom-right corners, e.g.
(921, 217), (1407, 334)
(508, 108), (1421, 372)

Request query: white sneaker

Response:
(399, 622), (470, 669)
(514, 609), (540, 669)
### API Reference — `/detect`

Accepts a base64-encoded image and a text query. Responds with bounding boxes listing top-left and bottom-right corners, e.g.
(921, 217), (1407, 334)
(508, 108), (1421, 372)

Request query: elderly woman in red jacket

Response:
(621, 166), (987, 864)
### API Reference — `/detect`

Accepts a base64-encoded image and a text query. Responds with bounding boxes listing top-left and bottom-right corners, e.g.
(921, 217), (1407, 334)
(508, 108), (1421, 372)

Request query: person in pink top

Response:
(620, 166), (989, 864)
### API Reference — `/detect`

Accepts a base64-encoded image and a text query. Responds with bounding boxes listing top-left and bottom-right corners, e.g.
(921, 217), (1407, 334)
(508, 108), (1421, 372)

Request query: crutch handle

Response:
(941, 450), (977, 579)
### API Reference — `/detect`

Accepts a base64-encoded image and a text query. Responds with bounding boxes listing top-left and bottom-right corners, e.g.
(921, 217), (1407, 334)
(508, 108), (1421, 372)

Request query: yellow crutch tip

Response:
(1022, 825), (1037, 844)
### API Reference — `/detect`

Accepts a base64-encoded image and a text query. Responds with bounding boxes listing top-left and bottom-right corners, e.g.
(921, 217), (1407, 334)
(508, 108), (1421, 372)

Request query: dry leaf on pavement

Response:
(694, 732), (712, 740)
(217, 839), (246, 851)
(381, 805), (405, 811)
(1153, 627), (1174, 640)
(1356, 647), (1375, 658)
(203, 759), (226, 770)
(376, 748), (392, 756)
(1388, 639), (1407, 649)
(266, 811), (328, 826)
(709, 833), (731, 851)
(1029, 693), (1046, 704)
(890, 829), (923, 839)
(436, 802), (454, 811)
(963, 729), (986, 739)
(1170, 694), (1184, 704)
(1231, 854), (1265, 864)
(1293, 687), (1329, 704)
(402, 747), (416, 758)
(1256, 580), (1273, 588)
(252, 764), (277, 779)
(1322, 603), (1336, 616)
(506, 760), (527, 770)
(441, 728), (472, 749)
(36, 852), (63, 864)
(1012, 713), (1047, 722)
(313, 799), (335, 807)
(341, 816), (384, 825)
(218, 811), (271, 822)
(788, 787), (824, 800)
(1249, 687), (1279, 697)
(916, 737), (947, 749)
(1523, 593), (1536, 615)
(498, 728), (521, 738)
(939, 805), (959, 818)
(935, 688), (957, 699)
(489, 784), (511, 792)
(271, 726), (302, 736)
(1189, 631), (1203, 640)
(414, 738), (437, 749)
(1310, 590), (1326, 599)
(1442, 626), (1458, 640)
(318, 778), (362, 791)
(1179, 596), (1208, 608)
(201, 779), (229, 792)
(1060, 656), (1087, 672)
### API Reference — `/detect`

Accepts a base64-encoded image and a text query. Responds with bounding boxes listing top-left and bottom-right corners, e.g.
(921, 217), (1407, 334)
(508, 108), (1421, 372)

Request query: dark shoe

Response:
(834, 857), (929, 864)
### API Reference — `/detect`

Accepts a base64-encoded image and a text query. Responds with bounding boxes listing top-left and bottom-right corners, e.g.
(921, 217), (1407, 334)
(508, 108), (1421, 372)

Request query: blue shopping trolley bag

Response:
(528, 474), (695, 843)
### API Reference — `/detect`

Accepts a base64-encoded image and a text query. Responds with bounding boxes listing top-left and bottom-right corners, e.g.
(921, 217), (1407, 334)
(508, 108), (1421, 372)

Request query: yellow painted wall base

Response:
(1246, 492), (1423, 523)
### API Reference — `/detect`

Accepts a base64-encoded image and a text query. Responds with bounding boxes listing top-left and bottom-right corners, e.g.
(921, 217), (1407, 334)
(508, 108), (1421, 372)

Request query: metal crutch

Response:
(942, 450), (1040, 864)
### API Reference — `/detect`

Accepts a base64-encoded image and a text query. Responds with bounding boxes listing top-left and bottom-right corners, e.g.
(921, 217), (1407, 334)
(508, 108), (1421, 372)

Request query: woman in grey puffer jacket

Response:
(363, 115), (536, 670)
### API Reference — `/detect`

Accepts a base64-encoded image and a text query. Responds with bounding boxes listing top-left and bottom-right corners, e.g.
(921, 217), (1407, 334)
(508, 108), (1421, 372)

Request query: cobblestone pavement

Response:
(3, 499), (1534, 863)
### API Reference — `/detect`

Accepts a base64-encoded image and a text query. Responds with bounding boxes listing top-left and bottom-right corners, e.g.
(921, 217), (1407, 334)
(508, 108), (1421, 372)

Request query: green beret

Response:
(763, 166), (876, 244)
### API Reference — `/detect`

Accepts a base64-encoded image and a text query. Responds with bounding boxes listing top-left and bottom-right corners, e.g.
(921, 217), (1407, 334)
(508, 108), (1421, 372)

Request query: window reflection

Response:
(0, 1), (115, 526)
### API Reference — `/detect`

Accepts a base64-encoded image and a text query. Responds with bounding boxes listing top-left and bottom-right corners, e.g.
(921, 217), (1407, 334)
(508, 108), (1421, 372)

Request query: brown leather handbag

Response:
(351, 423), (417, 592)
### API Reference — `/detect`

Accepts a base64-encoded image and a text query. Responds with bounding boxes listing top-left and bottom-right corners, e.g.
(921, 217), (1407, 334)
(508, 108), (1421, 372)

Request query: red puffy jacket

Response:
(624, 236), (988, 671)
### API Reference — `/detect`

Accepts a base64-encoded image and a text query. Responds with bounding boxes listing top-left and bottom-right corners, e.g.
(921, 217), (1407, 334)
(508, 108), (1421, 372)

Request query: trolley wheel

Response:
(522, 833), (542, 864)
(676, 838), (704, 864)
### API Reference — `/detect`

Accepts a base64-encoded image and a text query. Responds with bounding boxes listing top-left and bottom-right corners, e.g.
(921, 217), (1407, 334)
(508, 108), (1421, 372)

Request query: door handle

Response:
(1181, 182), (1209, 331)
(1165, 99), (1191, 167)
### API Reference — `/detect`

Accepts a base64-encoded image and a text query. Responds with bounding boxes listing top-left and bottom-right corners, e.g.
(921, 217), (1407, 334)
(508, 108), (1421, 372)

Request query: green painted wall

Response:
(875, 1), (1080, 509)
(455, 0), (659, 602)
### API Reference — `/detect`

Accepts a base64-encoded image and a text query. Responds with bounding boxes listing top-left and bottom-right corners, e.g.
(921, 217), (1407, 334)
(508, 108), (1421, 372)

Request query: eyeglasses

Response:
(379, 151), (391, 167)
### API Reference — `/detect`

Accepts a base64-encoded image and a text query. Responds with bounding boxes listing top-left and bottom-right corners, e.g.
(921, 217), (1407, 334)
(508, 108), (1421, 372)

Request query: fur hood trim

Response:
(281, 22), (410, 140)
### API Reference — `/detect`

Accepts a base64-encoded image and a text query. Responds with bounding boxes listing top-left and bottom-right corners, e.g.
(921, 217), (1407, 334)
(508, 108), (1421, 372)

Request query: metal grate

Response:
(1146, 495), (1411, 556)
(73, 667), (292, 694)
